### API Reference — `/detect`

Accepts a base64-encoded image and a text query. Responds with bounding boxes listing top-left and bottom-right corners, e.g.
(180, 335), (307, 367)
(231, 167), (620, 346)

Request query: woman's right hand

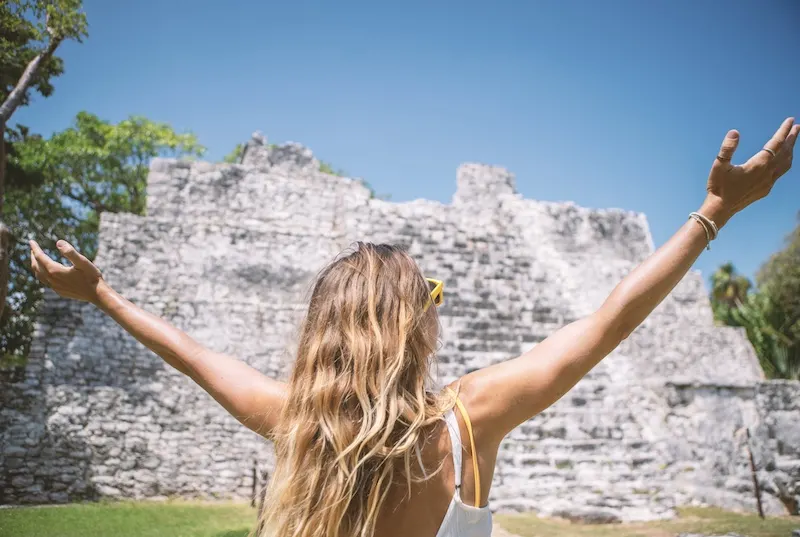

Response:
(703, 117), (798, 227)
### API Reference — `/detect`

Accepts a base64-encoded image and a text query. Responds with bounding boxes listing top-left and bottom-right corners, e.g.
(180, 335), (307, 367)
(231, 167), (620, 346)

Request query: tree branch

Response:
(63, 190), (109, 214)
(0, 36), (64, 123)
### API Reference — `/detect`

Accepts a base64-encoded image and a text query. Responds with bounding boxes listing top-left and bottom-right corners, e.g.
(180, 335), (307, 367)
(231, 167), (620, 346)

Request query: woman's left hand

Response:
(30, 240), (104, 304)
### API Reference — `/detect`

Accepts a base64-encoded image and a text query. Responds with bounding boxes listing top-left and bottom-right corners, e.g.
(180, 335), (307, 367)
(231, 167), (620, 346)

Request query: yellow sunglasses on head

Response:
(424, 278), (444, 311)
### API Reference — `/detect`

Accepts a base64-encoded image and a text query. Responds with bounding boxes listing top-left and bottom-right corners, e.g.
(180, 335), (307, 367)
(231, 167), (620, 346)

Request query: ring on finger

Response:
(716, 155), (731, 162)
(761, 147), (777, 158)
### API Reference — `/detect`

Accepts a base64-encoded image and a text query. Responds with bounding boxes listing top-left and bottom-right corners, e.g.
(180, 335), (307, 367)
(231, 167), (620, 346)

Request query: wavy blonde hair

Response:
(257, 242), (453, 537)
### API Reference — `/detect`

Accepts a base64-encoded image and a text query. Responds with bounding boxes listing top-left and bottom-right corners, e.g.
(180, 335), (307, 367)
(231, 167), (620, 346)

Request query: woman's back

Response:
(375, 396), (494, 537)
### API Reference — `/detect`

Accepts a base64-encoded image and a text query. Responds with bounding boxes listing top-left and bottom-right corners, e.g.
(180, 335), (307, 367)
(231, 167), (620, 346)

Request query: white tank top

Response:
(433, 409), (493, 537)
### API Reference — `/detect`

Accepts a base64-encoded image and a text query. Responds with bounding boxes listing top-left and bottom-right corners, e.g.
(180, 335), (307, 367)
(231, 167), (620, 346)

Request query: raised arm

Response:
(29, 241), (287, 437)
(462, 118), (799, 443)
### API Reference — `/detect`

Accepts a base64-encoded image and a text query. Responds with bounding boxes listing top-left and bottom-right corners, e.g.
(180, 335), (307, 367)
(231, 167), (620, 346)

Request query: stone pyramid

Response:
(2, 133), (797, 520)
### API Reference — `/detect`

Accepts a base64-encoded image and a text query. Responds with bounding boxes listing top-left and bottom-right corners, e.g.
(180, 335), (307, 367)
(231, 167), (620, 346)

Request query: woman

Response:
(31, 119), (798, 537)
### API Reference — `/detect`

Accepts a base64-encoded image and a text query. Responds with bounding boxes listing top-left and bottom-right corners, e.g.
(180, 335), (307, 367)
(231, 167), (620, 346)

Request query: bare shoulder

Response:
(445, 375), (503, 449)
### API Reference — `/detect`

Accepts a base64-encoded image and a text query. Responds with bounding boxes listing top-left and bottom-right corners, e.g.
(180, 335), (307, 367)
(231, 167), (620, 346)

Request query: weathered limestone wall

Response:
(1, 134), (797, 521)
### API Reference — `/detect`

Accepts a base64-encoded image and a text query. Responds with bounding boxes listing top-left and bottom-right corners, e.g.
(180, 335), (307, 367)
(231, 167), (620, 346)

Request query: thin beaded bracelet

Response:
(690, 211), (719, 240)
(689, 212), (717, 250)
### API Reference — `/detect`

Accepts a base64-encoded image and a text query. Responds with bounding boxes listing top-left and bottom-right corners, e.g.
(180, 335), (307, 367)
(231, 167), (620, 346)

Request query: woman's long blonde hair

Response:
(258, 242), (452, 537)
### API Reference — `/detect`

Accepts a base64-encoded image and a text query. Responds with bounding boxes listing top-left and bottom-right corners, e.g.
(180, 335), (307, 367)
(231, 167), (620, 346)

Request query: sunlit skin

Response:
(30, 119), (798, 537)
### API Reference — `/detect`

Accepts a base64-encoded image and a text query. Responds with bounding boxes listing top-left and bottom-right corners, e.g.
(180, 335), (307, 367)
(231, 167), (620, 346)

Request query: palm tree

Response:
(710, 263), (799, 380)
(711, 262), (752, 309)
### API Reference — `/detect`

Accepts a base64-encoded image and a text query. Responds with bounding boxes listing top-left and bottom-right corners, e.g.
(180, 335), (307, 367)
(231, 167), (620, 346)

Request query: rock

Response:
(551, 507), (621, 524)
(491, 527), (522, 537)
(96, 485), (122, 496)
(267, 142), (319, 171)
(140, 456), (160, 470)
(10, 475), (34, 487)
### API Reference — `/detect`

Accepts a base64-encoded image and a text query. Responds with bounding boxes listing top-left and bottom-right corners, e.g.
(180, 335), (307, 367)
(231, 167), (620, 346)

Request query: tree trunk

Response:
(0, 37), (62, 123)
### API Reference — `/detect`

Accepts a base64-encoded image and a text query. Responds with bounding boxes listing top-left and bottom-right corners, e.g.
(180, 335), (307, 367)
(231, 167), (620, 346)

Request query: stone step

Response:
(535, 407), (619, 417)
(775, 456), (800, 474)
(501, 438), (654, 453)
(492, 482), (667, 496)
(490, 479), (673, 515)
(497, 462), (663, 483)
(493, 485), (670, 504)
(498, 451), (660, 468)
(514, 415), (630, 441)
(498, 464), (660, 483)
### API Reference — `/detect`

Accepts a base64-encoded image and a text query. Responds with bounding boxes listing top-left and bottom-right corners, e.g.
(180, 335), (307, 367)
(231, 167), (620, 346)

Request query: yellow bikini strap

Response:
(447, 388), (481, 508)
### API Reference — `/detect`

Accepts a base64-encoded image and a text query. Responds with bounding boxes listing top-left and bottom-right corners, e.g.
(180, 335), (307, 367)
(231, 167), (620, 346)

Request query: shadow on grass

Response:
(213, 531), (249, 537)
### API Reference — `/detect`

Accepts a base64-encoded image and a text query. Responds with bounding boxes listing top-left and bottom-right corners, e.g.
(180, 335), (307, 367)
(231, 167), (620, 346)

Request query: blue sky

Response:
(14, 0), (800, 283)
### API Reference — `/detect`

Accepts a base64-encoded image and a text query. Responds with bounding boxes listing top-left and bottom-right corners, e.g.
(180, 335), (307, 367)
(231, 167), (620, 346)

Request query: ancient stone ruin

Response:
(1, 133), (798, 522)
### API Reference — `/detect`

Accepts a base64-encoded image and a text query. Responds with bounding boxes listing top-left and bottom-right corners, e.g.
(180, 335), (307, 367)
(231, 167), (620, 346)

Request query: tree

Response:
(729, 293), (799, 380)
(1, 0), (88, 320)
(757, 214), (800, 342)
(710, 262), (751, 310)
(710, 260), (799, 381)
(1, 112), (204, 365)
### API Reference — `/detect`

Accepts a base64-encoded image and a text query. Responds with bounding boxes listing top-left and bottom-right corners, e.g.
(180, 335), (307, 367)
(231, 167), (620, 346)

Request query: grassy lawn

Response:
(0, 501), (797, 537)
(498, 507), (799, 537)
(0, 501), (255, 537)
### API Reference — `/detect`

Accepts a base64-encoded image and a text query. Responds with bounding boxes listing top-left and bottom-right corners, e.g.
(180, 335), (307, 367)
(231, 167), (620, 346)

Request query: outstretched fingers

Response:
(748, 117), (795, 169)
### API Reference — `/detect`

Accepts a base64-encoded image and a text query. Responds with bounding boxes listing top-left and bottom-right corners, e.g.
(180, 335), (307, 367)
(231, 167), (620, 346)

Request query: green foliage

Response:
(709, 261), (751, 315)
(717, 291), (799, 380)
(222, 143), (244, 164)
(318, 161), (341, 176)
(710, 256), (799, 380)
(756, 213), (800, 343)
(1, 1), (87, 360)
(1, 0), (88, 106)
(1, 112), (204, 363)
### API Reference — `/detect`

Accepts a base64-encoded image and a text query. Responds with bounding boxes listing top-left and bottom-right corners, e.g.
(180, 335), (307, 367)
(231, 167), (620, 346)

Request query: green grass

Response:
(0, 500), (256, 537)
(498, 507), (799, 537)
(0, 502), (796, 537)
